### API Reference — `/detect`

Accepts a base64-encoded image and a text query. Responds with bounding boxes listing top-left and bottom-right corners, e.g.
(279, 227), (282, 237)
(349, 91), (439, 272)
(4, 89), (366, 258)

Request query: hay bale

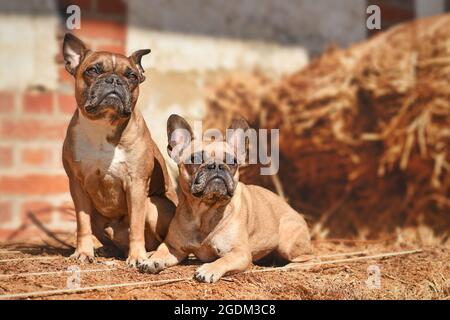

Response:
(204, 14), (450, 238)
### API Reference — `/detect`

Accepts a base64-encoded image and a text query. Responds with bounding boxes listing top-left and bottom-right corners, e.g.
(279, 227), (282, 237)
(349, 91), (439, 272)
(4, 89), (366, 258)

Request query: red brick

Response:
(95, 43), (126, 54)
(57, 94), (77, 114)
(0, 146), (13, 168)
(374, 2), (415, 22)
(0, 201), (13, 224)
(59, 66), (75, 85)
(0, 91), (14, 113)
(0, 174), (69, 195)
(54, 155), (65, 170)
(55, 201), (76, 223)
(0, 119), (69, 141)
(23, 92), (53, 114)
(96, 0), (126, 15)
(75, 19), (126, 41)
(21, 148), (53, 166)
(57, 201), (76, 220)
(64, 0), (93, 12)
(21, 200), (54, 224)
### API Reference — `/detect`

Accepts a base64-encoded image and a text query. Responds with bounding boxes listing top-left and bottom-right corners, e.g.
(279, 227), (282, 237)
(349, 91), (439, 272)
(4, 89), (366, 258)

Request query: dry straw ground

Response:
(0, 231), (448, 299)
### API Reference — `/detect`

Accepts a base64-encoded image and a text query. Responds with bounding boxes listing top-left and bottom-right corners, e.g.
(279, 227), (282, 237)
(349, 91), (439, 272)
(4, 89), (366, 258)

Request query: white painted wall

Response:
(415, 0), (446, 17)
(0, 0), (59, 90)
(127, 30), (309, 75)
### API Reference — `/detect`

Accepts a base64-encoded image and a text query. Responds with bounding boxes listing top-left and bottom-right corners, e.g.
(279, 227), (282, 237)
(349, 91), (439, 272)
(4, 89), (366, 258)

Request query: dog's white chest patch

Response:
(73, 116), (126, 177)
(209, 224), (238, 256)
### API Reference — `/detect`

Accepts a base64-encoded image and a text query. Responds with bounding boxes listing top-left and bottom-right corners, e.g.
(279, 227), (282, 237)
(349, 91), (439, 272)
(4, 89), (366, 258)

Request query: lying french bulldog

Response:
(62, 33), (177, 266)
(139, 114), (312, 282)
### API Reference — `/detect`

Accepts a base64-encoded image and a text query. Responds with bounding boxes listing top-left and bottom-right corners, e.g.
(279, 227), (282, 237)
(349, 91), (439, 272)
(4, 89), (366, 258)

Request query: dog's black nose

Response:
(105, 75), (123, 86)
(207, 163), (225, 171)
(207, 163), (216, 170)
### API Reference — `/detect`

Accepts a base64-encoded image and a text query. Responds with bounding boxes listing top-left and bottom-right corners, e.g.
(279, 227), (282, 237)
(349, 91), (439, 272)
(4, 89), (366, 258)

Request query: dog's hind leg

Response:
(144, 195), (176, 251)
(103, 219), (129, 255)
(276, 213), (314, 262)
(90, 210), (115, 246)
(91, 195), (176, 257)
(91, 211), (128, 255)
(90, 211), (127, 258)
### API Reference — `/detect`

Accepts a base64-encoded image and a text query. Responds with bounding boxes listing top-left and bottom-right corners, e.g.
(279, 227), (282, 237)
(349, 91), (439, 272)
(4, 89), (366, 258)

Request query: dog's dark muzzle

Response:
(84, 74), (131, 116)
(190, 162), (235, 199)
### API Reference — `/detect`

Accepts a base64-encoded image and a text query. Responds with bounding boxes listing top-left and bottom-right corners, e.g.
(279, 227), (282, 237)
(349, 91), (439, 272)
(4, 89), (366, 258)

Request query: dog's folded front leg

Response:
(139, 242), (187, 274)
(69, 178), (95, 263)
(194, 247), (252, 283)
(125, 178), (148, 267)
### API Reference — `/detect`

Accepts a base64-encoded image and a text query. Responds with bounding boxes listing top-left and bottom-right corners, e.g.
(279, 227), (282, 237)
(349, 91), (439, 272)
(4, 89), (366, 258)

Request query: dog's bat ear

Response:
(130, 49), (151, 83)
(227, 118), (250, 164)
(63, 33), (88, 76)
(167, 114), (194, 163)
(228, 118), (250, 132)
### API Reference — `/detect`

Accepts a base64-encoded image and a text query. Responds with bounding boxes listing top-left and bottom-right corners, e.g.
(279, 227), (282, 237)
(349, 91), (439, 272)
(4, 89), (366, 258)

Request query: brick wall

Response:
(0, 0), (127, 242)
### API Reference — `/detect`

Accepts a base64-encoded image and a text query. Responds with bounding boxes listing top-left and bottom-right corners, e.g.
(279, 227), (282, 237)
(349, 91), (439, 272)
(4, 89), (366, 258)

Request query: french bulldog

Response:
(61, 33), (177, 267)
(139, 114), (312, 282)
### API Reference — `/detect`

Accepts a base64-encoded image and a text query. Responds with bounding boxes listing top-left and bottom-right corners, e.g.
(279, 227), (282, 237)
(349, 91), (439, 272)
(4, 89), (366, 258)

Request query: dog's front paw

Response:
(194, 263), (223, 283)
(126, 253), (147, 268)
(138, 258), (166, 274)
(70, 250), (94, 263)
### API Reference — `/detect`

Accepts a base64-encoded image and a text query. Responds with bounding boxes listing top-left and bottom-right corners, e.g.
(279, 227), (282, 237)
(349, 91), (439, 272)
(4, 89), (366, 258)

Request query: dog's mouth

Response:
(103, 91), (122, 100)
(191, 174), (235, 200)
(99, 90), (124, 106)
(85, 90), (131, 117)
(208, 175), (227, 185)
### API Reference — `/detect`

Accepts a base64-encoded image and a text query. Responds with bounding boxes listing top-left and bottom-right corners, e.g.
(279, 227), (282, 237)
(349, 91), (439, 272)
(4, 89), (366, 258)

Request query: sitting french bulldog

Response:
(139, 114), (312, 282)
(61, 33), (177, 266)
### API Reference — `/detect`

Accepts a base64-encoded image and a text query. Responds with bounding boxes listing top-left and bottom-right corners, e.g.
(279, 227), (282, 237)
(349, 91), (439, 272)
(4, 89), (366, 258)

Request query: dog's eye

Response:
(126, 72), (138, 82)
(190, 153), (203, 164)
(85, 66), (100, 76)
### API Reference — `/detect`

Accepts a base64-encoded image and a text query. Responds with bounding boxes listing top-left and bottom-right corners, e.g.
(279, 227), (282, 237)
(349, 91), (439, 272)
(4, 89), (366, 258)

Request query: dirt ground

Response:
(0, 232), (448, 300)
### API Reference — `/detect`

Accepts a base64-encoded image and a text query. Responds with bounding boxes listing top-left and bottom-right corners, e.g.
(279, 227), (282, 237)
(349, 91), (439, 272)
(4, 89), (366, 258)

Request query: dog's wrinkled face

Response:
(75, 53), (139, 120)
(63, 33), (150, 122)
(167, 115), (249, 205)
(182, 142), (238, 204)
